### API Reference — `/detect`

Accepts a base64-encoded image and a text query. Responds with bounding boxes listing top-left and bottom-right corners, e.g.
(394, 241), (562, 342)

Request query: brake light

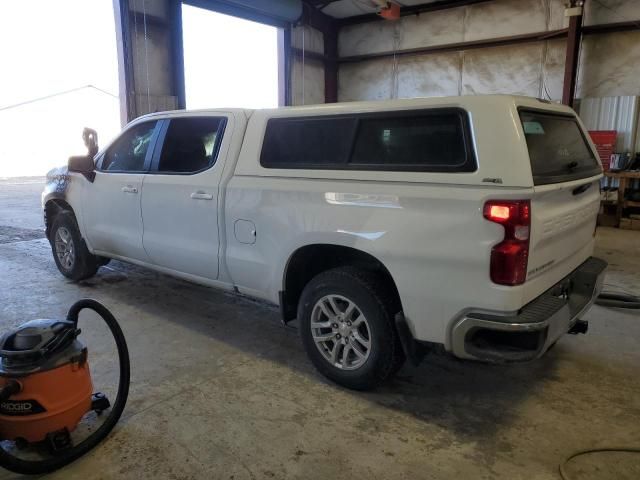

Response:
(483, 200), (531, 285)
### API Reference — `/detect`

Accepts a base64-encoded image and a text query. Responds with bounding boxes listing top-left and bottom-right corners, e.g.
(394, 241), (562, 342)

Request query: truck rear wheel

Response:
(50, 212), (99, 281)
(298, 267), (405, 390)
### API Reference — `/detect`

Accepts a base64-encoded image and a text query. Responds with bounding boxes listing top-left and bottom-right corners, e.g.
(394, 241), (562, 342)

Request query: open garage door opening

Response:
(0, 0), (120, 178)
(181, 4), (280, 110)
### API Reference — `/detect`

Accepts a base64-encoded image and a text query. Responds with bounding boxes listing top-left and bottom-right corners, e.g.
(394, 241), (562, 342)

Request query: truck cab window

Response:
(157, 117), (225, 174)
(102, 121), (157, 172)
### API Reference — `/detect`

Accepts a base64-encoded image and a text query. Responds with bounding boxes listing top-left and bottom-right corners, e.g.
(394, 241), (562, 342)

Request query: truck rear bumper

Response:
(450, 257), (607, 362)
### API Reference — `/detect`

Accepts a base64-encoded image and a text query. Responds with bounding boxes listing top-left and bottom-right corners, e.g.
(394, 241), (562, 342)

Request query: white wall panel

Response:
(291, 57), (324, 106)
(132, 26), (172, 97)
(292, 26), (324, 54)
(134, 93), (177, 115)
(338, 40), (567, 102)
(291, 26), (324, 105)
(130, 0), (168, 19)
(464, 0), (547, 41)
(584, 0), (640, 26)
(336, 0), (640, 103)
(548, 0), (569, 30)
(461, 43), (544, 97)
(578, 31), (640, 99)
(397, 53), (461, 98)
(339, 60), (393, 102)
(339, 21), (396, 57)
(399, 8), (465, 50)
(541, 39), (566, 101)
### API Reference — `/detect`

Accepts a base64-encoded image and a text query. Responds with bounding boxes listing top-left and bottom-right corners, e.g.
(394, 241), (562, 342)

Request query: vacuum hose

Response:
(595, 292), (640, 309)
(560, 447), (640, 480)
(559, 289), (639, 478)
(0, 299), (130, 475)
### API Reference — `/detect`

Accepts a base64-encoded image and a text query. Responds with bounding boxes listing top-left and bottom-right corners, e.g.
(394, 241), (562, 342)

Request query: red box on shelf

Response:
(589, 130), (617, 171)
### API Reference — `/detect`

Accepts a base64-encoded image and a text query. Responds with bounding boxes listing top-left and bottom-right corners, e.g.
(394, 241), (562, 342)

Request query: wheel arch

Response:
(44, 198), (75, 240)
(280, 244), (402, 323)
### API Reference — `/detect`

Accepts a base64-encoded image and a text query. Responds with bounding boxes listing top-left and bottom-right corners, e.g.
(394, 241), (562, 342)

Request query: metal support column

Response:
(278, 27), (293, 106)
(562, 1), (584, 108)
(170, 0), (187, 110)
(324, 24), (338, 103)
(113, 0), (136, 125)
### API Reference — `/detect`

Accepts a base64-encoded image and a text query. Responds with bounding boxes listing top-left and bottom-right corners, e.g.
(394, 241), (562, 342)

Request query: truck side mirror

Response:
(68, 155), (95, 182)
(83, 128), (99, 157)
(68, 127), (98, 182)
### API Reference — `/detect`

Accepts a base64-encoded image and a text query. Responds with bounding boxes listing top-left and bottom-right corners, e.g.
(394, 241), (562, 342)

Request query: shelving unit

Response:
(603, 171), (640, 227)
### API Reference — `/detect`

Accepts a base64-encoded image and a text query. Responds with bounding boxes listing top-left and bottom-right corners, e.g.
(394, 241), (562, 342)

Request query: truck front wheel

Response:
(298, 267), (405, 390)
(50, 211), (99, 281)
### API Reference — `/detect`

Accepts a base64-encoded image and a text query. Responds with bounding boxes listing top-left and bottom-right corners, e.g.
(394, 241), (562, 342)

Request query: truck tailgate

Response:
(518, 109), (602, 301)
(526, 177), (600, 285)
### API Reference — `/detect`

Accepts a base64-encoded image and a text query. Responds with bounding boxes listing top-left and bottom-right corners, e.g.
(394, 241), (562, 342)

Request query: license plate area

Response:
(549, 278), (573, 302)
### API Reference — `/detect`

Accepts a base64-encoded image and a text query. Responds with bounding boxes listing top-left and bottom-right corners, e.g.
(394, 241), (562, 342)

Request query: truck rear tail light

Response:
(483, 200), (531, 286)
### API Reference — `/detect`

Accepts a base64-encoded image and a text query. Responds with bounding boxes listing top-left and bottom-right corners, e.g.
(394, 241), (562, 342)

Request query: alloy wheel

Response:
(310, 294), (372, 370)
(54, 227), (75, 271)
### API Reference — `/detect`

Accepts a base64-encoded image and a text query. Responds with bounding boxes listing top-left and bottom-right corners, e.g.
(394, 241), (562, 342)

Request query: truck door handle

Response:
(190, 191), (213, 200)
(122, 186), (138, 194)
(572, 183), (592, 196)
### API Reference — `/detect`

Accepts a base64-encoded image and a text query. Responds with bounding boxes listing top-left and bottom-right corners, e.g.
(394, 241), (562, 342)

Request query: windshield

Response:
(519, 110), (601, 185)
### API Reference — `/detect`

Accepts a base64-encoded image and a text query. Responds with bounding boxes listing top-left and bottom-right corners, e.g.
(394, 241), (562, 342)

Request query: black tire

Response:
(298, 267), (405, 390)
(49, 211), (99, 281)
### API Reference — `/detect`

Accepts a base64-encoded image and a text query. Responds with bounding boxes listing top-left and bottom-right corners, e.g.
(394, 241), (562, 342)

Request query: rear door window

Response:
(519, 110), (601, 185)
(156, 117), (226, 174)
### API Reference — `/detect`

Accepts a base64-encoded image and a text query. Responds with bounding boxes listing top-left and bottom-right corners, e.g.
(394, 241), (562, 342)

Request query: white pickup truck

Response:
(43, 95), (607, 390)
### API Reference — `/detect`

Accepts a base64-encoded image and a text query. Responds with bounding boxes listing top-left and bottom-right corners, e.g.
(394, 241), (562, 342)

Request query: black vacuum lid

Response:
(0, 319), (81, 373)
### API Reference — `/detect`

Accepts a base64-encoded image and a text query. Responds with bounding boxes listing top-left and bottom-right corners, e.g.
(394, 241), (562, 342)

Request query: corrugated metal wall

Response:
(579, 96), (639, 153)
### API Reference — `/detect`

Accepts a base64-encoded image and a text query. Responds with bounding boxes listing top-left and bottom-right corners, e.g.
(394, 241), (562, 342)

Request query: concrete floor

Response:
(0, 177), (639, 479)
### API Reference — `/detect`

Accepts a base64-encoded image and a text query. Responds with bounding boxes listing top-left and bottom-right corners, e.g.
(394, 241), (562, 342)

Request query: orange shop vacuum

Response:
(0, 299), (130, 475)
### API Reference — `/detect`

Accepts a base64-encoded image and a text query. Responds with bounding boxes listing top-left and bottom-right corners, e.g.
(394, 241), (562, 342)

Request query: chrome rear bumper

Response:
(450, 257), (607, 362)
